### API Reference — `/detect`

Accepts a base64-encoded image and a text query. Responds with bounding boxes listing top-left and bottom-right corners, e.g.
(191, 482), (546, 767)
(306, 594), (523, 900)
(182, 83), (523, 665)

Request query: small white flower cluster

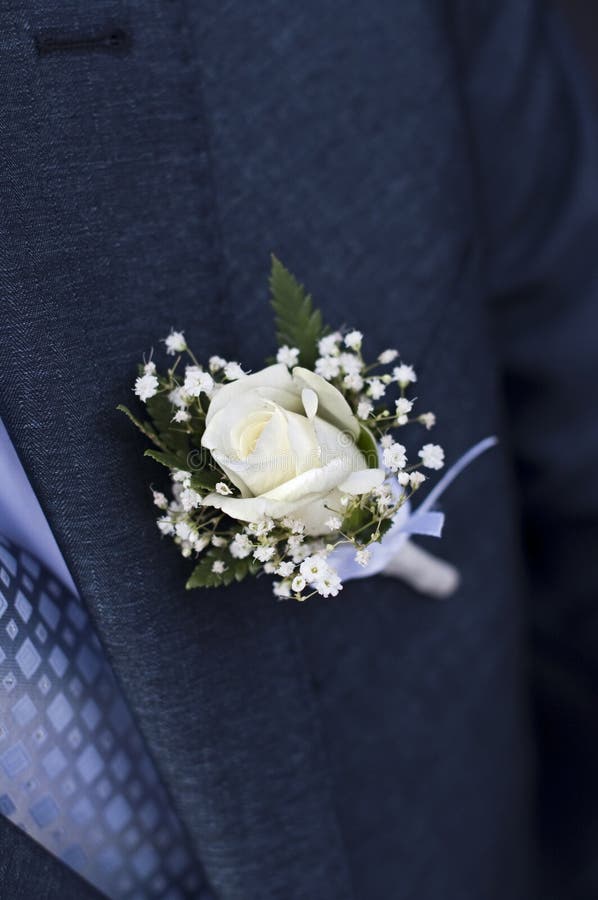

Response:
(132, 331), (249, 439)
(128, 317), (446, 603)
(134, 362), (160, 402)
(310, 328), (443, 494)
(206, 354), (246, 381)
(276, 345), (300, 368)
(312, 332), (434, 437)
(272, 552), (343, 601)
(313, 332), (369, 392)
(183, 366), (214, 399)
(158, 490), (344, 601)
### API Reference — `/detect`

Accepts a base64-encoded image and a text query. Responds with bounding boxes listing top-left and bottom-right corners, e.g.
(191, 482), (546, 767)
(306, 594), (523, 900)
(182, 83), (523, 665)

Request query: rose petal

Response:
(301, 388), (318, 420)
(205, 364), (296, 425)
(265, 456), (349, 503)
(292, 367), (359, 438)
(282, 409), (320, 476)
(338, 467), (385, 495)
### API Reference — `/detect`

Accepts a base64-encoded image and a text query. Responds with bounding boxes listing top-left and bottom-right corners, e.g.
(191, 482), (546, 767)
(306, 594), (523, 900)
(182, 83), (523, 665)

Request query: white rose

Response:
(201, 364), (384, 534)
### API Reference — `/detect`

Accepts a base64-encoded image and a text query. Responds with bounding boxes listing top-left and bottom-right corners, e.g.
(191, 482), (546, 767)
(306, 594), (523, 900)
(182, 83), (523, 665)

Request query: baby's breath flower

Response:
(395, 396), (413, 425)
(343, 373), (364, 392)
(314, 570), (342, 598)
(276, 345), (300, 367)
(180, 487), (202, 512)
(339, 353), (362, 375)
(376, 488), (395, 512)
(211, 536), (227, 548)
(299, 555), (328, 582)
(409, 471), (427, 488)
(281, 518), (305, 534)
(291, 575), (306, 593)
(175, 521), (195, 542)
(144, 361), (157, 375)
(273, 580), (292, 599)
(230, 533), (252, 559)
(184, 366), (214, 398)
(209, 355), (227, 372)
(247, 519), (274, 536)
(157, 516), (174, 535)
(380, 434), (394, 449)
(172, 469), (189, 483)
(164, 330), (186, 355)
(367, 379), (386, 400)
(393, 363), (417, 387)
(419, 412), (436, 430)
(290, 544), (310, 564)
(378, 349), (398, 364)
(315, 356), (341, 380)
(395, 397), (413, 416)
(325, 516), (342, 532)
(211, 560), (227, 574)
(152, 490), (168, 510)
(277, 561), (295, 577)
(254, 545), (276, 563)
(398, 472), (411, 487)
(168, 386), (189, 409)
(224, 361), (245, 380)
(383, 442), (407, 472)
(419, 443), (445, 470)
(287, 534), (305, 554)
(318, 333), (342, 356)
(193, 535), (210, 553)
(355, 548), (371, 567)
(263, 561), (277, 574)
(215, 482), (233, 496)
(134, 373), (159, 402)
(173, 409), (190, 423)
(357, 400), (373, 420)
(344, 330), (363, 351)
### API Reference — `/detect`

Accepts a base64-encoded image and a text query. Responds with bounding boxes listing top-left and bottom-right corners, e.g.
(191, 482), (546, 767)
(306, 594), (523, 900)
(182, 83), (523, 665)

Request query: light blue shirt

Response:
(0, 417), (77, 595)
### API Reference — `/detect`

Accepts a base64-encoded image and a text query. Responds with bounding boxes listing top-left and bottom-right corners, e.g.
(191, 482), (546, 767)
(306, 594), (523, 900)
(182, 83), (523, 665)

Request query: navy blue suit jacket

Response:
(1, 1), (598, 897)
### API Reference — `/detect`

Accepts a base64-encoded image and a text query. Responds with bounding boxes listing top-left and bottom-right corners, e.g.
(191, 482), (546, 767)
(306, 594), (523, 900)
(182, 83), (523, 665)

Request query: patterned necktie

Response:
(0, 422), (213, 899)
(0, 535), (212, 899)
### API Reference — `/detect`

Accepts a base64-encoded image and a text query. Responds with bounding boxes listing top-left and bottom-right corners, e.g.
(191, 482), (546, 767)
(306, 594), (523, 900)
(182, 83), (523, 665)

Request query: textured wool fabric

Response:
(0, 814), (103, 899)
(0, 1), (597, 899)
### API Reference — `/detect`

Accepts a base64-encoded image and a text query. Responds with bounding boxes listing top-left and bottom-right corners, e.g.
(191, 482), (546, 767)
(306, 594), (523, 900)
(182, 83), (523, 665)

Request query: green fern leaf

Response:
(269, 255), (327, 370)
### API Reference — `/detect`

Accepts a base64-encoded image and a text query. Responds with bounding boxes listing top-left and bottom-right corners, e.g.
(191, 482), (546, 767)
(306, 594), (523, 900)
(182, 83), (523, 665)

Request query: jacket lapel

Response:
(0, 3), (354, 896)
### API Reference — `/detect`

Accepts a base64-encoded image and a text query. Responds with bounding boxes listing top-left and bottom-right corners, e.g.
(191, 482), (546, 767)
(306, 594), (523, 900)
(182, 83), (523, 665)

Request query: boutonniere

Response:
(119, 257), (495, 601)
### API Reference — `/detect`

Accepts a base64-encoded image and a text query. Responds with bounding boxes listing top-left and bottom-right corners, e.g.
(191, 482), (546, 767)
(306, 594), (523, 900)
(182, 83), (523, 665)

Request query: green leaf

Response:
(145, 444), (222, 490)
(144, 448), (189, 471)
(375, 517), (394, 542)
(145, 392), (172, 435)
(341, 504), (371, 536)
(356, 424), (379, 469)
(116, 405), (163, 448)
(186, 555), (229, 589)
(341, 503), (391, 545)
(146, 392), (190, 455)
(187, 559), (222, 588)
(269, 255), (327, 370)
(189, 467), (220, 492)
(186, 552), (258, 590)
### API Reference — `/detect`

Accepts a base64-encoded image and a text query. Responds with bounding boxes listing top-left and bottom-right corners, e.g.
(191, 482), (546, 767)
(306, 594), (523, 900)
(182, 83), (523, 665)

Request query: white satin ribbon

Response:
(330, 436), (498, 598)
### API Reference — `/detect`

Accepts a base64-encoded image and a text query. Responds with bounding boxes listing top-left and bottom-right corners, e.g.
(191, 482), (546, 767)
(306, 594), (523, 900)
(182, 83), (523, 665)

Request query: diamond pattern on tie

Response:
(0, 535), (211, 899)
